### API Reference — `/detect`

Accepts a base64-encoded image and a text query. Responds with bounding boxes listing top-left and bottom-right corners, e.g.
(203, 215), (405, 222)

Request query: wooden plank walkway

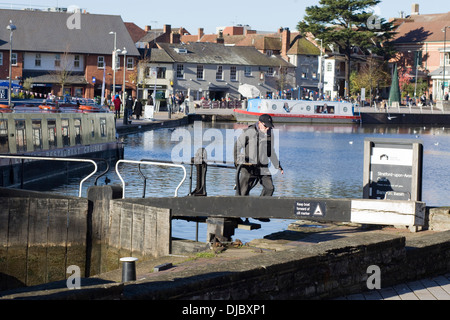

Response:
(336, 273), (450, 300)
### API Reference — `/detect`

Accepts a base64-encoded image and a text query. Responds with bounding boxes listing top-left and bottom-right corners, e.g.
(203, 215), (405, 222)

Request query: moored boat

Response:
(234, 98), (361, 124)
(0, 102), (123, 188)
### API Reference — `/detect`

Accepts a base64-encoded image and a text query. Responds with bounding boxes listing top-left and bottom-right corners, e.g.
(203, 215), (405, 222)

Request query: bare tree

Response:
(50, 45), (73, 96)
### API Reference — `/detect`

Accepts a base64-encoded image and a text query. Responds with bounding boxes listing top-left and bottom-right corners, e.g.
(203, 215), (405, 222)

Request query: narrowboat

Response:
(234, 98), (361, 124)
(0, 103), (124, 188)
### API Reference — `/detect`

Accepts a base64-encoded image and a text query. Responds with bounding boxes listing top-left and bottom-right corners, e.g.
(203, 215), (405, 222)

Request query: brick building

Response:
(0, 9), (139, 100)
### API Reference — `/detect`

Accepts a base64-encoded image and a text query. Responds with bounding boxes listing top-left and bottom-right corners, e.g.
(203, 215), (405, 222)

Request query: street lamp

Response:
(121, 47), (127, 105)
(109, 31), (117, 98)
(315, 38), (324, 99)
(408, 50), (420, 102)
(442, 26), (449, 100)
(6, 20), (16, 107)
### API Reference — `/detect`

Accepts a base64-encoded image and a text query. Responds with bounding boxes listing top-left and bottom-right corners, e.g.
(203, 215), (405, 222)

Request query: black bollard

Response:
(120, 257), (138, 282)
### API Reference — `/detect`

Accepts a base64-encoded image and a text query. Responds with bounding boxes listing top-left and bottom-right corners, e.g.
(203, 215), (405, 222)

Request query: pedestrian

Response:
(167, 94), (173, 119)
(133, 98), (142, 120)
(113, 94), (121, 119)
(124, 95), (133, 124)
(234, 114), (283, 196)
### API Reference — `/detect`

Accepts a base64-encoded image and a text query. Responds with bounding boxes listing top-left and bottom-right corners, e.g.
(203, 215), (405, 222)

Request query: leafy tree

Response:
(297, 0), (395, 97)
(350, 57), (390, 104)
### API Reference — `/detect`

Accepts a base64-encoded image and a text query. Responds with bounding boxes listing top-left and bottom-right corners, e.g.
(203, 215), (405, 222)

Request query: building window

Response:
(35, 54), (41, 67)
(15, 120), (27, 152)
(55, 54), (61, 67)
(32, 120), (42, 151)
(11, 53), (17, 66)
(157, 67), (166, 79)
(126, 57), (134, 69)
(245, 66), (252, 77)
(327, 62), (332, 72)
(0, 119), (8, 153)
(100, 118), (106, 137)
(176, 64), (184, 79)
(98, 56), (105, 69)
(74, 119), (82, 145)
(0, 52), (3, 65)
(267, 67), (274, 77)
(230, 66), (237, 81)
(74, 55), (80, 68)
(47, 119), (57, 149)
(216, 65), (223, 80)
(61, 118), (70, 147)
(197, 65), (204, 80)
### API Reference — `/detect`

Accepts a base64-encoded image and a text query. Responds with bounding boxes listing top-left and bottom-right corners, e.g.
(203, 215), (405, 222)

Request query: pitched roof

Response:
(392, 11), (450, 43)
(156, 42), (294, 67)
(287, 36), (320, 55)
(0, 9), (140, 56)
(124, 22), (147, 43)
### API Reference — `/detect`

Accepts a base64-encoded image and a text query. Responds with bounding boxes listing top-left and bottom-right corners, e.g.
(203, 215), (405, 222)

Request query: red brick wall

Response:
(84, 54), (136, 99)
(0, 51), (23, 82)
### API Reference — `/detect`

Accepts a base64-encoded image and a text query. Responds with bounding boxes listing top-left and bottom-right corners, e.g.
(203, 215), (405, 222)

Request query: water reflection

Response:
(30, 122), (450, 242)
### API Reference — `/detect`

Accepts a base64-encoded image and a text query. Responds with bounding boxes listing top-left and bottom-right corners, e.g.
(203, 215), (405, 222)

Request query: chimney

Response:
(145, 25), (151, 32)
(411, 3), (419, 15)
(198, 28), (204, 41)
(216, 31), (224, 44)
(281, 27), (290, 58)
(163, 24), (171, 35)
(171, 32), (181, 44)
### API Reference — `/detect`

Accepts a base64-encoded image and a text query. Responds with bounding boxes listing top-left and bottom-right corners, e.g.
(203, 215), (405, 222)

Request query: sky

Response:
(0, 0), (445, 34)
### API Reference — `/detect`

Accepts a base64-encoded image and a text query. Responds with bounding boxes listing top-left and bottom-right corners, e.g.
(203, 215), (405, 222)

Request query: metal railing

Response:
(0, 155), (108, 197)
(115, 159), (187, 198)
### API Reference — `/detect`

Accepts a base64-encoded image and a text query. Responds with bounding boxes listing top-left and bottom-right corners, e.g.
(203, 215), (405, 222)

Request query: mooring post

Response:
(120, 257), (138, 282)
(206, 217), (238, 243)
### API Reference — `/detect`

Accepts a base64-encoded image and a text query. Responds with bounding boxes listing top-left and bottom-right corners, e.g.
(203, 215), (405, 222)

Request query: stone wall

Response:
(0, 191), (88, 291)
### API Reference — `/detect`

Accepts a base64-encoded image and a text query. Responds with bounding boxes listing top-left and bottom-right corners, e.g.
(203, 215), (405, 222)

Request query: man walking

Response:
(234, 114), (283, 196)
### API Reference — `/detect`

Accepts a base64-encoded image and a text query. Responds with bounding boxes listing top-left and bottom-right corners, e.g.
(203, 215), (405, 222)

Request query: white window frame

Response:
(244, 66), (252, 77)
(11, 53), (17, 66)
(98, 56), (105, 69)
(35, 53), (41, 67)
(216, 65), (223, 81)
(74, 55), (80, 68)
(197, 65), (204, 80)
(176, 64), (184, 79)
(230, 66), (237, 81)
(126, 57), (134, 70)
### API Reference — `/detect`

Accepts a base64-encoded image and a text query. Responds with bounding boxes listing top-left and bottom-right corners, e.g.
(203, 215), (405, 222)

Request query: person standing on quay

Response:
(133, 98), (142, 120)
(124, 95), (133, 125)
(234, 114), (283, 196)
(113, 94), (121, 119)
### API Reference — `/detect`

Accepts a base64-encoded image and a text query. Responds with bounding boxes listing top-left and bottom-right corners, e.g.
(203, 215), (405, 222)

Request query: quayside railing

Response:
(115, 159), (187, 198)
(0, 155), (109, 197)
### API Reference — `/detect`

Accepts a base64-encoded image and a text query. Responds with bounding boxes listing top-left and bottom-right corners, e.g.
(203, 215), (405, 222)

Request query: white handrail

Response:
(115, 159), (187, 198)
(0, 155), (98, 197)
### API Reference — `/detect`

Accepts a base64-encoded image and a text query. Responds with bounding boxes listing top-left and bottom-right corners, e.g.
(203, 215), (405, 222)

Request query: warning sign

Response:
(295, 201), (326, 217)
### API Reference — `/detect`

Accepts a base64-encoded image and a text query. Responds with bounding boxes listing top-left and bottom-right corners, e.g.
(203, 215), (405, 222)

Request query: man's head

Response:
(258, 114), (274, 132)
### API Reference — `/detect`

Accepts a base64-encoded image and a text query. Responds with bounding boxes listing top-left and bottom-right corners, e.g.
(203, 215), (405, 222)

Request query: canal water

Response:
(42, 121), (450, 243)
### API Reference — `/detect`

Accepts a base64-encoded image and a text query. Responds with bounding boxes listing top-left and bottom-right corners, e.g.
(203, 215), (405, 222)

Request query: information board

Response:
(363, 138), (423, 201)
